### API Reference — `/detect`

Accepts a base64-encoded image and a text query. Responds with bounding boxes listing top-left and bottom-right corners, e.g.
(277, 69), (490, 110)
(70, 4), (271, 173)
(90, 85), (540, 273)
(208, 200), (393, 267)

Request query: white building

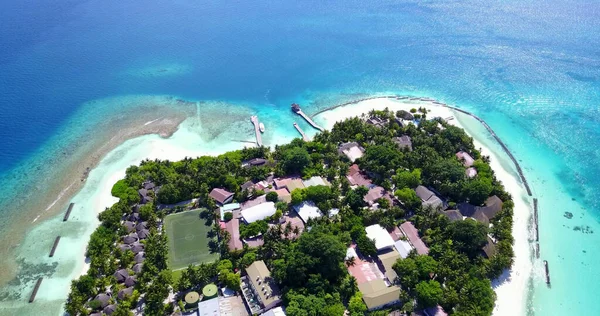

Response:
(293, 201), (323, 223)
(365, 224), (395, 251)
(394, 239), (413, 259)
(241, 202), (276, 223)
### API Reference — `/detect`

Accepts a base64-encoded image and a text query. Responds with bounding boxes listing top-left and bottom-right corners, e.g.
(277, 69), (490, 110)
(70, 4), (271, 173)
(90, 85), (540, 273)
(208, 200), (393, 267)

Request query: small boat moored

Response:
(259, 122), (265, 133)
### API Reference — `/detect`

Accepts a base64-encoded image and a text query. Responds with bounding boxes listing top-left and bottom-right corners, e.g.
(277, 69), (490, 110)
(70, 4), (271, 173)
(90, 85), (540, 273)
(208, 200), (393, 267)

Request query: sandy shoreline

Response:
(0, 100), (193, 286)
(313, 98), (532, 316)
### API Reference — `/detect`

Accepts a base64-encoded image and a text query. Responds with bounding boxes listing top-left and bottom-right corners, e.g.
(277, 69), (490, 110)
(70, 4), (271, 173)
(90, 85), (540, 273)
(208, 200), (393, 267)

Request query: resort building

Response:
(359, 279), (401, 311)
(273, 177), (305, 192)
(456, 151), (475, 167)
(302, 176), (329, 188)
(274, 188), (291, 203)
(241, 261), (282, 314)
(415, 185), (445, 210)
(443, 209), (463, 222)
(225, 218), (243, 251)
(364, 186), (393, 206)
(393, 135), (413, 151)
(365, 224), (395, 252)
(241, 202), (276, 223)
(378, 249), (401, 283)
(293, 201), (323, 224)
(338, 142), (365, 162)
(399, 221), (429, 255)
(466, 167), (477, 178)
(347, 164), (372, 187)
(458, 195), (503, 224)
(209, 188), (234, 205)
(220, 203), (241, 221)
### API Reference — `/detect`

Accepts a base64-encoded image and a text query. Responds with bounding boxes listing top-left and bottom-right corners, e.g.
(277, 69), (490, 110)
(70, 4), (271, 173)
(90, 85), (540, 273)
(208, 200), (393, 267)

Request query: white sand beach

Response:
(313, 98), (532, 316)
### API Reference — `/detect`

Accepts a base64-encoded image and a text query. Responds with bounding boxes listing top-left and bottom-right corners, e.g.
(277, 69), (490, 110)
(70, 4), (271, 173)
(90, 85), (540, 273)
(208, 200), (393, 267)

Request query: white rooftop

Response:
(365, 224), (395, 251)
(343, 146), (364, 162)
(241, 202), (276, 223)
(220, 203), (241, 221)
(345, 247), (358, 260)
(261, 307), (286, 316)
(394, 239), (413, 259)
(302, 176), (328, 187)
(293, 201), (323, 223)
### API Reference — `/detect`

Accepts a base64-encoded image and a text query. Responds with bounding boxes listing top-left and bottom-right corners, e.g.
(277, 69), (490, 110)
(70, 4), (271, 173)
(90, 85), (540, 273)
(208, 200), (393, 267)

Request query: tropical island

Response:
(65, 107), (514, 316)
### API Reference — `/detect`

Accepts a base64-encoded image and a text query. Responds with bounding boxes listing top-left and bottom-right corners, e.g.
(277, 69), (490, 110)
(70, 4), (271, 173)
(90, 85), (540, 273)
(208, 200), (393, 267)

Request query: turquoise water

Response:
(1, 0), (599, 315)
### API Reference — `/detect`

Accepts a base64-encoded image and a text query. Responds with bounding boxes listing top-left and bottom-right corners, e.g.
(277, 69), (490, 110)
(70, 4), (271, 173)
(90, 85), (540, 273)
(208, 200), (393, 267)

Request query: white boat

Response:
(259, 122), (265, 133)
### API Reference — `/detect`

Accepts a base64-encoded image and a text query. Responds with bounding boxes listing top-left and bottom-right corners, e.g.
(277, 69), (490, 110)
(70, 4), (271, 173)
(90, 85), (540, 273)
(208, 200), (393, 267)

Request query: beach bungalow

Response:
(124, 276), (136, 287)
(209, 188), (234, 205)
(137, 229), (149, 239)
(415, 185), (444, 210)
(466, 167), (478, 178)
(338, 142), (365, 162)
(113, 269), (129, 283)
(137, 188), (153, 204)
(443, 209), (463, 222)
(241, 202), (276, 223)
(458, 195), (503, 223)
(347, 164), (372, 187)
(482, 237), (497, 258)
(273, 177), (305, 192)
(293, 201), (323, 224)
(241, 261), (282, 314)
(478, 195), (503, 219)
(399, 222), (429, 255)
(93, 293), (111, 308)
(243, 158), (267, 168)
(117, 287), (134, 301)
(241, 180), (255, 192)
(393, 135), (412, 151)
(365, 224), (395, 252)
(132, 263), (143, 274)
(130, 242), (144, 254)
(134, 252), (145, 264)
(456, 151), (475, 167)
(103, 304), (117, 315)
(123, 221), (135, 232)
(142, 181), (156, 190)
(366, 116), (387, 128)
(123, 233), (138, 245)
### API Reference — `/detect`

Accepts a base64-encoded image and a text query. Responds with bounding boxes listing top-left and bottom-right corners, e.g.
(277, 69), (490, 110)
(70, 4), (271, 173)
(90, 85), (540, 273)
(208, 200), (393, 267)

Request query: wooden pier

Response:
(293, 123), (310, 142)
(250, 116), (263, 147)
(63, 203), (75, 221)
(49, 236), (61, 257)
(291, 104), (324, 132)
(29, 278), (43, 303)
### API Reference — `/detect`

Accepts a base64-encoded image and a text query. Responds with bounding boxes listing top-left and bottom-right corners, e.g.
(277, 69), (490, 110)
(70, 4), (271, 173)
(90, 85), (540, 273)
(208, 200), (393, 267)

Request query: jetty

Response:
(29, 278), (43, 303)
(291, 103), (324, 132)
(250, 116), (263, 147)
(544, 260), (551, 286)
(49, 236), (61, 257)
(293, 123), (310, 142)
(63, 203), (75, 221)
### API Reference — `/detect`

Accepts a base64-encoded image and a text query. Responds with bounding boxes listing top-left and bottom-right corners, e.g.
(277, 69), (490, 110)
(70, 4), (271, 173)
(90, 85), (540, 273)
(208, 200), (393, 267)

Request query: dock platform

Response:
(29, 278), (43, 303)
(49, 236), (61, 257)
(63, 203), (75, 221)
(293, 123), (310, 141)
(250, 116), (263, 147)
(291, 103), (324, 132)
(544, 260), (551, 286)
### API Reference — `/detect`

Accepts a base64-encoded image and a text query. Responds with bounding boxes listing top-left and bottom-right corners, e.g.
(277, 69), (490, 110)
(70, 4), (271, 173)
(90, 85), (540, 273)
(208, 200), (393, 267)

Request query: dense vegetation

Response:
(66, 108), (514, 316)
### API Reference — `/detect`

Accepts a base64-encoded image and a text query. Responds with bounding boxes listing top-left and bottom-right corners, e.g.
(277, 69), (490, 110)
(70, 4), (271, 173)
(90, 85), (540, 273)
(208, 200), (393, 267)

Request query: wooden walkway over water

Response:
(293, 123), (310, 141)
(250, 116), (263, 147)
(293, 107), (324, 132)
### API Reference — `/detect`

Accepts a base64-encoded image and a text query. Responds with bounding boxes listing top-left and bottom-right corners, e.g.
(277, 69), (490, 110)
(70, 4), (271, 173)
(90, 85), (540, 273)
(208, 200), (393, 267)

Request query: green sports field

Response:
(164, 209), (219, 270)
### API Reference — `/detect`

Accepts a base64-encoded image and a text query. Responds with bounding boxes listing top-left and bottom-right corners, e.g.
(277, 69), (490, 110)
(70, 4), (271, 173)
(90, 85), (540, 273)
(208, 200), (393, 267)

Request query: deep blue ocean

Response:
(1, 0), (599, 314)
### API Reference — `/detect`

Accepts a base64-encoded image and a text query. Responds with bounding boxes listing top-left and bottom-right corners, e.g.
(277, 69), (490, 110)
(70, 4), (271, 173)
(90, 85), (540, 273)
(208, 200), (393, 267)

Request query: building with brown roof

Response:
(399, 222), (429, 255)
(225, 218), (243, 251)
(347, 164), (372, 187)
(415, 186), (444, 210)
(210, 188), (234, 205)
(393, 135), (412, 151)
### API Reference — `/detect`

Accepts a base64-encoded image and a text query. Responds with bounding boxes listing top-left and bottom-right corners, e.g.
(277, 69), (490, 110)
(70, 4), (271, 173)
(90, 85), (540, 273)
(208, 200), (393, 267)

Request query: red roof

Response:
(347, 164), (372, 187)
(400, 222), (429, 255)
(225, 219), (243, 251)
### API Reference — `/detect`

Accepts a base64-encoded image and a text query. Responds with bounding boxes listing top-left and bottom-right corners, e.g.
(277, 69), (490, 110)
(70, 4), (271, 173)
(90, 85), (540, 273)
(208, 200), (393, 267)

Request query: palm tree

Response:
(345, 256), (357, 267)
